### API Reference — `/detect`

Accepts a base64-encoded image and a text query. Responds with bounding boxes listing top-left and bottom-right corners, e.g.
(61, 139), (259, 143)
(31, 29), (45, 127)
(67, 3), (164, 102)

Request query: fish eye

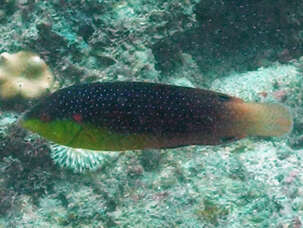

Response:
(40, 113), (51, 122)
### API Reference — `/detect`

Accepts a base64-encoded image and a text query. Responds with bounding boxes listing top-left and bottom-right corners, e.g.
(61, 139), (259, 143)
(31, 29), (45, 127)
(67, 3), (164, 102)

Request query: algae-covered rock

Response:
(0, 0), (303, 227)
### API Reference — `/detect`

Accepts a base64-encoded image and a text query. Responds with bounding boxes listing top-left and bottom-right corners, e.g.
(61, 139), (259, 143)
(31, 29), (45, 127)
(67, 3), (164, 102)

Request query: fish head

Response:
(19, 94), (82, 146)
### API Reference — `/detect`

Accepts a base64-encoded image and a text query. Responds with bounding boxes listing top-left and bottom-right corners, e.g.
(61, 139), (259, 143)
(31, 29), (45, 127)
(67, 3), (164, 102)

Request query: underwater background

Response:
(0, 0), (303, 227)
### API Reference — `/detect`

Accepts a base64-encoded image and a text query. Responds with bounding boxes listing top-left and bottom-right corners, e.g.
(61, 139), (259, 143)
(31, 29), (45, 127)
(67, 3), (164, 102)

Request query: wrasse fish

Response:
(19, 81), (293, 151)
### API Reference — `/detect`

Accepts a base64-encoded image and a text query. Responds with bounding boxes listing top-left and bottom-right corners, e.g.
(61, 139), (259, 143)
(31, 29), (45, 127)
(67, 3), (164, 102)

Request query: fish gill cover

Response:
(0, 0), (303, 227)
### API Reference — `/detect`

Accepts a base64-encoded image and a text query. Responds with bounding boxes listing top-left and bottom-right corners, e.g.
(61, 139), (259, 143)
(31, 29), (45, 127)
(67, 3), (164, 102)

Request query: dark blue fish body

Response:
(20, 81), (292, 151)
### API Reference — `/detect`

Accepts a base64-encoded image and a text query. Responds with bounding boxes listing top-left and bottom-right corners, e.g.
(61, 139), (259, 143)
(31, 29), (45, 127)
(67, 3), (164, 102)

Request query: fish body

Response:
(20, 81), (293, 151)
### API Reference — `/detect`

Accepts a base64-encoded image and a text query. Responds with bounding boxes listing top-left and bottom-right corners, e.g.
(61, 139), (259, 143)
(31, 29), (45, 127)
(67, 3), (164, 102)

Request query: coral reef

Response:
(153, 0), (303, 81)
(0, 0), (303, 227)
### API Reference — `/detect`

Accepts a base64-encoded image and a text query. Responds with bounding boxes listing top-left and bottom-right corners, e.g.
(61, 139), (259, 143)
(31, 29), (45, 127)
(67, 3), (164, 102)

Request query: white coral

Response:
(0, 51), (56, 99)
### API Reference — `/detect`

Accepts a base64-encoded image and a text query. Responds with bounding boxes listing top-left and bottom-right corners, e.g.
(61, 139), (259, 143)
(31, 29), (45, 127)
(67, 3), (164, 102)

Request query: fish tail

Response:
(234, 102), (293, 137)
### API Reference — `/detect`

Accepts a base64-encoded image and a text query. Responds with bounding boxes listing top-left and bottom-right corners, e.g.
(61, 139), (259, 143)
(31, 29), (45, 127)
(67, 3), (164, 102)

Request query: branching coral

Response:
(0, 51), (56, 99)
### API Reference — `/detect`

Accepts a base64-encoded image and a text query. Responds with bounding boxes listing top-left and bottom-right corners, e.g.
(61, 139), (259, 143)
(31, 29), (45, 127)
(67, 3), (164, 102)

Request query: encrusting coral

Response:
(0, 51), (56, 99)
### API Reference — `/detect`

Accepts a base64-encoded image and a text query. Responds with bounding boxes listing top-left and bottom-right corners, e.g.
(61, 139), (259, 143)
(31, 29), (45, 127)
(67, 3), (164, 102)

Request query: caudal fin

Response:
(238, 102), (293, 137)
